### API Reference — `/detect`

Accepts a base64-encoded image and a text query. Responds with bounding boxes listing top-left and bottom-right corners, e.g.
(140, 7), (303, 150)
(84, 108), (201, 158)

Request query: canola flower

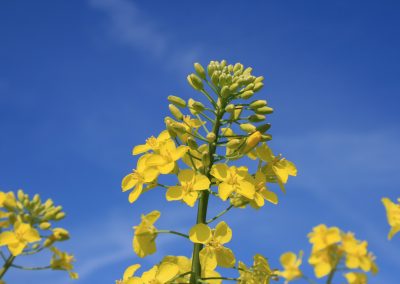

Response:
(382, 197), (400, 240)
(278, 251), (303, 283)
(0, 189), (77, 281)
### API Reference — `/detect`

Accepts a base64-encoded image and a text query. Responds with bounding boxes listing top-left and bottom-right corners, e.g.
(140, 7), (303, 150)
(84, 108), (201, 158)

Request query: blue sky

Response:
(1, 0), (399, 283)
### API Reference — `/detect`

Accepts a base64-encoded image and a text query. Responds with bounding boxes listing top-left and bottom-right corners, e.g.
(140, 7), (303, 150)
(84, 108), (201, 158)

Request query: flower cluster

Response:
(0, 189), (77, 280)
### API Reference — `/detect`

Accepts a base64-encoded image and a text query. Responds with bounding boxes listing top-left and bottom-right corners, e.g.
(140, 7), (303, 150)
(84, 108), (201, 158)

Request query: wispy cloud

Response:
(89, 0), (201, 74)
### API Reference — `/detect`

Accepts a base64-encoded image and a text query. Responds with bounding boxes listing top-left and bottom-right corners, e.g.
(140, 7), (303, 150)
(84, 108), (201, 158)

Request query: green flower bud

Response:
(231, 106), (243, 121)
(229, 83), (239, 92)
(202, 151), (210, 168)
(233, 63), (243, 72)
(165, 117), (178, 138)
(207, 63), (216, 77)
(171, 122), (187, 134)
(226, 139), (242, 149)
(194, 63), (206, 79)
(44, 199), (53, 209)
(220, 60), (227, 68)
(244, 83), (254, 91)
(167, 95), (186, 108)
(187, 74), (204, 91)
(188, 98), (205, 114)
(249, 100), (267, 109)
(225, 104), (235, 113)
(206, 132), (216, 142)
(221, 86), (230, 98)
(55, 212), (66, 221)
(32, 194), (40, 205)
(253, 82), (264, 92)
(17, 189), (24, 201)
(248, 114), (266, 122)
(261, 134), (273, 141)
(243, 67), (252, 75)
(169, 104), (183, 120)
(240, 123), (257, 133)
(219, 74), (227, 86)
(256, 123), (272, 133)
(241, 90), (254, 99)
(254, 76), (264, 83)
(255, 106), (274, 114)
(242, 131), (262, 153)
(211, 72), (220, 86)
(40, 222), (51, 230)
(187, 137), (198, 150)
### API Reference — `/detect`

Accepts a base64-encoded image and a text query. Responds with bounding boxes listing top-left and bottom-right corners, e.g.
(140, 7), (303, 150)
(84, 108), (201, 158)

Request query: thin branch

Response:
(206, 205), (234, 224)
(156, 230), (189, 239)
(11, 264), (51, 270)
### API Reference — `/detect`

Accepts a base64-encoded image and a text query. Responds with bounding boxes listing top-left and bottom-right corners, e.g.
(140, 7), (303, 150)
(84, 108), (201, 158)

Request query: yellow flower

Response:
(341, 233), (374, 272)
(382, 197), (400, 240)
(308, 248), (335, 278)
(122, 154), (159, 203)
(132, 130), (171, 155)
(278, 251), (303, 283)
(166, 169), (210, 207)
(344, 272), (367, 284)
(256, 143), (297, 193)
(189, 221), (235, 270)
(147, 140), (188, 174)
(210, 164), (255, 201)
(250, 171), (278, 209)
(308, 224), (341, 251)
(182, 144), (208, 170)
(238, 254), (275, 284)
(50, 247), (78, 279)
(0, 191), (17, 209)
(133, 211), (160, 258)
(123, 262), (179, 284)
(0, 221), (40, 256)
(161, 256), (191, 283)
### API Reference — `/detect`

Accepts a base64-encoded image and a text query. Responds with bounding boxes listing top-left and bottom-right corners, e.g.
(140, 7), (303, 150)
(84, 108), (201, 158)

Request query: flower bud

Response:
(256, 123), (271, 133)
(255, 106), (274, 114)
(32, 194), (40, 205)
(261, 134), (273, 141)
(233, 63), (243, 72)
(165, 117), (178, 137)
(219, 74), (227, 86)
(226, 139), (242, 149)
(229, 83), (239, 92)
(17, 189), (24, 201)
(254, 76), (264, 83)
(202, 151), (210, 168)
(169, 104), (183, 120)
(188, 98), (205, 114)
(211, 72), (219, 86)
(44, 199), (53, 209)
(206, 132), (216, 142)
(207, 63), (216, 77)
(241, 90), (254, 99)
(240, 123), (257, 133)
(253, 82), (264, 92)
(248, 114), (266, 122)
(231, 106), (243, 121)
(167, 95), (186, 108)
(244, 83), (254, 91)
(187, 74), (204, 91)
(249, 100), (267, 109)
(221, 86), (230, 98)
(194, 63), (206, 79)
(187, 137), (198, 150)
(171, 122), (187, 134)
(225, 104), (235, 113)
(55, 212), (66, 221)
(242, 131), (262, 153)
(40, 222), (51, 230)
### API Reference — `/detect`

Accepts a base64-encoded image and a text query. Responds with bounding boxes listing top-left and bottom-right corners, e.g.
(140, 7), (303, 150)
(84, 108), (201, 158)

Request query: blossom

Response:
(344, 272), (367, 284)
(0, 221), (40, 256)
(249, 171), (278, 209)
(341, 233), (375, 272)
(133, 211), (160, 258)
(50, 247), (78, 279)
(189, 221), (235, 270)
(0, 191), (17, 209)
(308, 248), (335, 278)
(147, 140), (188, 174)
(166, 169), (210, 207)
(210, 164), (255, 201)
(382, 197), (400, 240)
(256, 143), (297, 193)
(132, 130), (171, 155)
(238, 254), (275, 284)
(308, 224), (341, 252)
(119, 262), (179, 284)
(278, 251), (303, 283)
(122, 154), (159, 203)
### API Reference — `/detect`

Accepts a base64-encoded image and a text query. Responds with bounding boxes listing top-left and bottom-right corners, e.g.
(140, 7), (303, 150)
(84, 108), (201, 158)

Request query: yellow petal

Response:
(156, 262), (179, 282)
(218, 183), (234, 201)
(158, 162), (175, 174)
(132, 144), (151, 155)
(215, 247), (235, 268)
(133, 234), (156, 258)
(8, 242), (26, 256)
(280, 252), (296, 267)
(178, 169), (195, 184)
(0, 232), (17, 246)
(23, 227), (41, 243)
(141, 266), (158, 281)
(193, 174), (210, 191)
(200, 247), (217, 271)
(236, 180), (255, 200)
(182, 191), (198, 207)
(129, 184), (143, 203)
(189, 224), (212, 244)
(211, 164), (229, 181)
(143, 210), (161, 224)
(146, 154), (166, 166)
(314, 262), (331, 278)
(389, 225), (400, 240)
(123, 264), (141, 280)
(214, 221), (232, 244)
(172, 145), (189, 161)
(166, 186), (184, 201)
(121, 174), (138, 192)
(143, 167), (159, 183)
(262, 190), (278, 204)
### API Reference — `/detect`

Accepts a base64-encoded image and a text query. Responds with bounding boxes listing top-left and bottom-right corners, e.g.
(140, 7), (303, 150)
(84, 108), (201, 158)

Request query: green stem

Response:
(156, 230), (189, 239)
(190, 99), (225, 284)
(326, 256), (342, 284)
(201, 277), (239, 281)
(206, 205), (234, 224)
(0, 254), (16, 279)
(11, 264), (51, 270)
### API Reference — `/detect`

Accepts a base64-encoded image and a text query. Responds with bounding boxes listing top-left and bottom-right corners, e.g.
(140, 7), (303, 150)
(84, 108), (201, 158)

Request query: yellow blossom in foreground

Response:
(308, 224), (341, 251)
(121, 154), (159, 203)
(166, 169), (210, 207)
(189, 221), (235, 270)
(147, 140), (188, 174)
(0, 191), (17, 208)
(127, 262), (179, 284)
(344, 272), (367, 284)
(308, 248), (335, 278)
(382, 197), (400, 240)
(50, 247), (78, 279)
(256, 143), (297, 193)
(133, 210), (160, 258)
(132, 130), (171, 155)
(210, 164), (255, 201)
(0, 221), (40, 256)
(239, 254), (275, 284)
(278, 251), (303, 283)
(250, 171), (278, 209)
